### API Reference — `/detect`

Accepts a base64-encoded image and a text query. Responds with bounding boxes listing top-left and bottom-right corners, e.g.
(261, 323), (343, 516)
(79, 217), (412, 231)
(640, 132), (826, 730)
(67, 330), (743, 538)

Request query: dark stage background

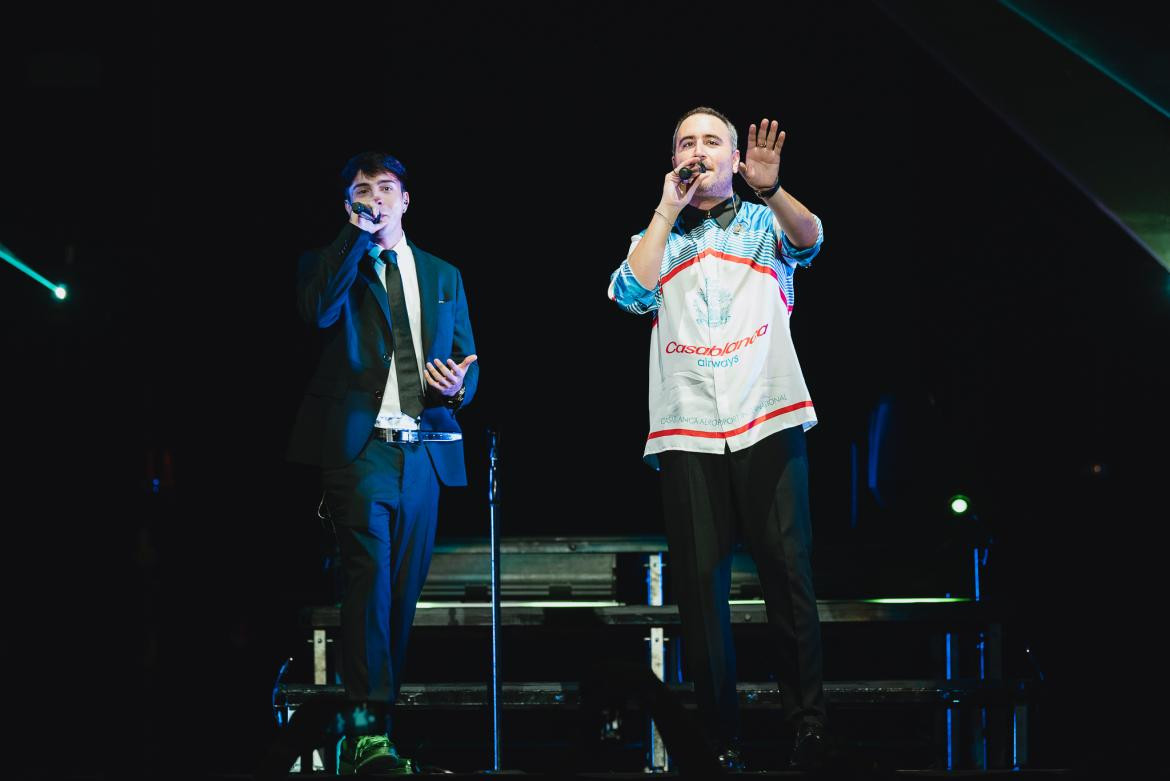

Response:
(2, 2), (1167, 774)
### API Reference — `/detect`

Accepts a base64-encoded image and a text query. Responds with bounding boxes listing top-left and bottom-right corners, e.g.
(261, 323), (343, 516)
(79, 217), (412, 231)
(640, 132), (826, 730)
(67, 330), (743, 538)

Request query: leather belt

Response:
(373, 428), (462, 444)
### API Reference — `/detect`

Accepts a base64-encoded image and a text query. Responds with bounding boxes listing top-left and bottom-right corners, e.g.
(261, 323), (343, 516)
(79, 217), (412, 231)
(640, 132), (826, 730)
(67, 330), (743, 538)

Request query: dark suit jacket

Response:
(287, 223), (478, 486)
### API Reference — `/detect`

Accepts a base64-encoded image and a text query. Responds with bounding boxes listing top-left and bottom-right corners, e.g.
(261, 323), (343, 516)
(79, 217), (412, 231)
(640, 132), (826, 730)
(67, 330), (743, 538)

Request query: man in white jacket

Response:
(608, 106), (826, 771)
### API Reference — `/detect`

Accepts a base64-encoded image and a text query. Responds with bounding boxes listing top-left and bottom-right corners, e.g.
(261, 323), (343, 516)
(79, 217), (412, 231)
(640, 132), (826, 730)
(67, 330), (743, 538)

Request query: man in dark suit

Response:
(288, 151), (478, 775)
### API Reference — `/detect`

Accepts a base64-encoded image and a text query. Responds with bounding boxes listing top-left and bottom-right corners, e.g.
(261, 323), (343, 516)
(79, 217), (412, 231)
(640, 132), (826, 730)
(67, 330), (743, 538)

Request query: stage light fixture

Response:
(1, 243), (68, 301)
(949, 494), (971, 515)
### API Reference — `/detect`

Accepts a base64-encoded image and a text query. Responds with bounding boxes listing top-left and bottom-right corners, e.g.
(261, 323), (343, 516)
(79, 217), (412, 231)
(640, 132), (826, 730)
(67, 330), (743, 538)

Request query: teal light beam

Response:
(0, 242), (67, 299)
(1000, 0), (1170, 121)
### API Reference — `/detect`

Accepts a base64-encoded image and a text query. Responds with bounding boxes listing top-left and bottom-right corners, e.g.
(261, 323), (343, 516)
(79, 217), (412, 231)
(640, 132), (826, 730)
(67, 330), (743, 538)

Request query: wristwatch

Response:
(445, 386), (466, 411)
(754, 175), (781, 200)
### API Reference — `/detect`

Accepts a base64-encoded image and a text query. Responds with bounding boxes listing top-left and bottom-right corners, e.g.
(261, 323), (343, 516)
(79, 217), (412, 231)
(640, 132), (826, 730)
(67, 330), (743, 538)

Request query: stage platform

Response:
(260, 536), (1047, 775)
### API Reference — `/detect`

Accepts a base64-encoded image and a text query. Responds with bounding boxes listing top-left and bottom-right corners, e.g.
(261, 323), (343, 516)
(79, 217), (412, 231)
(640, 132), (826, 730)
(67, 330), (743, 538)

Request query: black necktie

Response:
(381, 249), (424, 419)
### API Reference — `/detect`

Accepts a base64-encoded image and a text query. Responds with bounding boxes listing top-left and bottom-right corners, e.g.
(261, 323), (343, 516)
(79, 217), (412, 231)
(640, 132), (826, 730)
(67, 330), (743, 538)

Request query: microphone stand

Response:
(487, 429), (504, 772)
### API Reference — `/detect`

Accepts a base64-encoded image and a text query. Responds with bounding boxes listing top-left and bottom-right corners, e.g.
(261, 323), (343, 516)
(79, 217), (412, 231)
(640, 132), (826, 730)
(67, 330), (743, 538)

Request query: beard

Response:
(692, 169), (735, 200)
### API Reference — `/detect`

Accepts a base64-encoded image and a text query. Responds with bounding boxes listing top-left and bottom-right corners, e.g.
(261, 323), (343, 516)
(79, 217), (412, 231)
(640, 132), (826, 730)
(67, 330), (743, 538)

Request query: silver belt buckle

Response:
(374, 427), (416, 444)
(376, 428), (462, 444)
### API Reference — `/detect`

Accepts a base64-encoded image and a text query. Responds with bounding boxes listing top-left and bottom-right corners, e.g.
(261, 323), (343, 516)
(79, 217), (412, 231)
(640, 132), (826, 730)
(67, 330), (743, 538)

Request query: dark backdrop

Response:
(2, 2), (1166, 773)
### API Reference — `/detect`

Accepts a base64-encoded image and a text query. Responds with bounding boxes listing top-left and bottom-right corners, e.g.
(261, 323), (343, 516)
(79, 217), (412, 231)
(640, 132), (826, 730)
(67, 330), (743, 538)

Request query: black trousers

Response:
(322, 436), (439, 734)
(658, 426), (825, 743)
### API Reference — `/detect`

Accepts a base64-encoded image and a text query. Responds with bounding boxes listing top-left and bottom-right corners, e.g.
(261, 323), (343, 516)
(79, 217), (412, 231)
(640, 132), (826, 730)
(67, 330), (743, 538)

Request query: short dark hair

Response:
(671, 106), (738, 154)
(340, 152), (409, 200)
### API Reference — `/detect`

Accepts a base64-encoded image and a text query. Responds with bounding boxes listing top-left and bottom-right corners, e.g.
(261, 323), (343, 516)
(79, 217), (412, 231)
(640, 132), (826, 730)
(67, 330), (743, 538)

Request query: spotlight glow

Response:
(1, 243), (68, 301)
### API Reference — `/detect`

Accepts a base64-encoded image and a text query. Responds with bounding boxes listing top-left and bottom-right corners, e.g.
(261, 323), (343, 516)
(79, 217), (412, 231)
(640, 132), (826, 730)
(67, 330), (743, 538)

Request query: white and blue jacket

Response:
(608, 195), (824, 466)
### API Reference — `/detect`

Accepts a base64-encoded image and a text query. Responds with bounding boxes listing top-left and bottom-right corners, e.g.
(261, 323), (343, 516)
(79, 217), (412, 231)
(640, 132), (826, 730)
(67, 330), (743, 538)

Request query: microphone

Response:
(351, 201), (381, 222)
(678, 161), (707, 181)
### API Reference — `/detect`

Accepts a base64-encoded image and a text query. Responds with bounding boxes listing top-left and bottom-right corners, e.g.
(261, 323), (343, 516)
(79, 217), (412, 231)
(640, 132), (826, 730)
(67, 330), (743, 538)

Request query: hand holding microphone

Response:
(678, 161), (706, 181)
(348, 201), (385, 233)
(659, 155), (708, 214)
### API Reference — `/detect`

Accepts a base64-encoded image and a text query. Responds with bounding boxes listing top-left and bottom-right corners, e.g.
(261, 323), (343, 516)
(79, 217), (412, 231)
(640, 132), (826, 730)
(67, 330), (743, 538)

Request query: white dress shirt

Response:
(371, 235), (425, 430)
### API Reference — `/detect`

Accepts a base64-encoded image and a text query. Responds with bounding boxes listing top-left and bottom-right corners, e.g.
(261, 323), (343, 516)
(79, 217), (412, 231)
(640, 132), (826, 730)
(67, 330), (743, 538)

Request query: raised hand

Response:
(738, 117), (785, 193)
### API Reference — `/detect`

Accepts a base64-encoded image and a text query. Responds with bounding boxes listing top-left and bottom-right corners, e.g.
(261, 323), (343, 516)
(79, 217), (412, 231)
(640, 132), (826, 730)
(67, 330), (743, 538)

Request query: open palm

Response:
(738, 118), (785, 191)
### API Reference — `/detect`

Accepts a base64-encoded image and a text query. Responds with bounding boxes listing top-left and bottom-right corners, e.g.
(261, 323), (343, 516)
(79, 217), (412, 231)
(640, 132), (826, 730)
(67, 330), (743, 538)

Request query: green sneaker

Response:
(336, 734), (414, 775)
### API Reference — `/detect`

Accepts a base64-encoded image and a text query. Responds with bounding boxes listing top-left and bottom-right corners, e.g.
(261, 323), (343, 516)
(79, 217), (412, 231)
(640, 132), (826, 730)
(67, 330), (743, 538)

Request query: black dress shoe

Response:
(790, 721), (826, 770)
(717, 738), (746, 771)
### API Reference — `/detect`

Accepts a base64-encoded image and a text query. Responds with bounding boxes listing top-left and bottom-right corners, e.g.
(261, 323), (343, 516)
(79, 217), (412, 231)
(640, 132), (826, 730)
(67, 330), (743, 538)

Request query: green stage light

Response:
(949, 494), (970, 515)
(54, 285), (67, 300)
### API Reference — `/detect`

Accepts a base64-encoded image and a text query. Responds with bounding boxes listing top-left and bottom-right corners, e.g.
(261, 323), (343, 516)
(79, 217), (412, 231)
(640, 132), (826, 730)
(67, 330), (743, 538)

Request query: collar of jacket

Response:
(677, 193), (741, 233)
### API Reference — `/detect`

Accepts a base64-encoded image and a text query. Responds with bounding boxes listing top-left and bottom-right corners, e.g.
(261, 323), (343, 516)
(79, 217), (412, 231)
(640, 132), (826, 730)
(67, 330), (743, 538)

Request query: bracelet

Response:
(754, 177), (781, 200)
(652, 209), (675, 228)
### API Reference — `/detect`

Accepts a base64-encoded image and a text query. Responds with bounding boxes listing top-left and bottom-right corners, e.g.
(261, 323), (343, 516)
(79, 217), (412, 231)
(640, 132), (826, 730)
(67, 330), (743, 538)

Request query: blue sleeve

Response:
(779, 214), (824, 267)
(607, 233), (660, 315)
